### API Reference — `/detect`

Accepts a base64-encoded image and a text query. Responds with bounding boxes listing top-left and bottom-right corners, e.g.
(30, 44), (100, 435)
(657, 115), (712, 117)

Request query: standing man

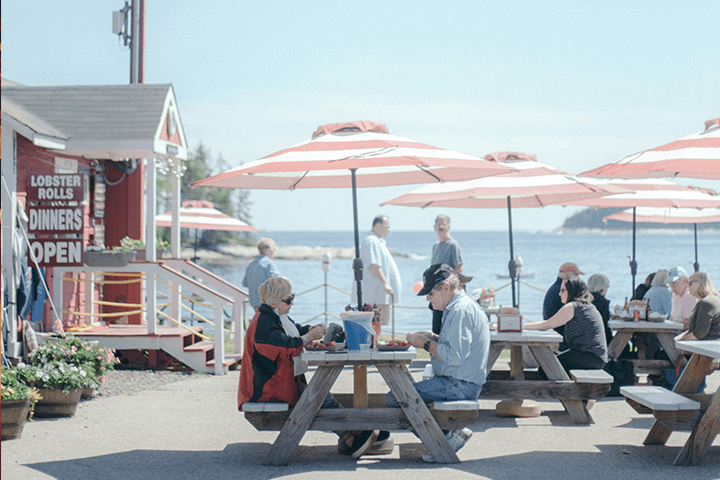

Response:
(242, 238), (280, 312)
(429, 215), (464, 334)
(351, 215), (402, 325)
(543, 262), (584, 338)
(387, 264), (490, 463)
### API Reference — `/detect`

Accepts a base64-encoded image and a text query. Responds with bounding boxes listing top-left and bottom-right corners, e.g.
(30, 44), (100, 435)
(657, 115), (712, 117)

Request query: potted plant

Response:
(17, 335), (113, 417)
(59, 334), (118, 397)
(126, 236), (171, 261)
(1, 366), (41, 440)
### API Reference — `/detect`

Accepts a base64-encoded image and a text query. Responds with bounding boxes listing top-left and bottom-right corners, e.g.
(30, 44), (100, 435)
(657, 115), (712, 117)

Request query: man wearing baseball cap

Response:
(543, 262), (585, 339)
(385, 263), (490, 462)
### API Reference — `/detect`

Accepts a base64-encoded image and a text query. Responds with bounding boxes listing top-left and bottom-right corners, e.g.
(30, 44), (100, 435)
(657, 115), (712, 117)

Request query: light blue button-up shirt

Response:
(242, 255), (280, 307)
(433, 290), (490, 387)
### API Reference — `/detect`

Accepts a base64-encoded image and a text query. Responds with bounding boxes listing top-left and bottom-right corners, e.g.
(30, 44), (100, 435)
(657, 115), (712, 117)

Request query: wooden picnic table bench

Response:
(241, 349), (477, 465)
(621, 339), (720, 466)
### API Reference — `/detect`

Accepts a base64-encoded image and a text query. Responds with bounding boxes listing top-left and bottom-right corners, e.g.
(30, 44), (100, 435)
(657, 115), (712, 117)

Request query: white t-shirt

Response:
(351, 232), (402, 305)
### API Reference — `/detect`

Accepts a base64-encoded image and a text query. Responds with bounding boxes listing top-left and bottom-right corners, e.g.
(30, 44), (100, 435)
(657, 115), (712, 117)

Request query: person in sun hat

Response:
(543, 262), (585, 341)
(385, 264), (490, 463)
(668, 266), (697, 328)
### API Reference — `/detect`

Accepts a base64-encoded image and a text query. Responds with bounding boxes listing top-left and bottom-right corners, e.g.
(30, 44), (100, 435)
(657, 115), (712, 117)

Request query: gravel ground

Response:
(87, 369), (206, 399)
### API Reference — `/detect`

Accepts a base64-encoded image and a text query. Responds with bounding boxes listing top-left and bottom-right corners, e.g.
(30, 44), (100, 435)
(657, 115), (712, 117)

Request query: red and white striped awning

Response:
(190, 121), (515, 190)
(382, 153), (627, 209)
(156, 200), (259, 232)
(582, 118), (720, 180)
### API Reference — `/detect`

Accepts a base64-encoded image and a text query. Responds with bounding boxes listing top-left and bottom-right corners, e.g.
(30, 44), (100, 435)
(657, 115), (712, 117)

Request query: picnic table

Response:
(607, 319), (684, 377)
(622, 339), (720, 465)
(243, 348), (478, 465)
(482, 330), (612, 424)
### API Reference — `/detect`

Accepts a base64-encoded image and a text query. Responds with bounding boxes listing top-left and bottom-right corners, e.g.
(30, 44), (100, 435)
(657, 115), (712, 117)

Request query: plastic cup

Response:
(359, 343), (370, 352)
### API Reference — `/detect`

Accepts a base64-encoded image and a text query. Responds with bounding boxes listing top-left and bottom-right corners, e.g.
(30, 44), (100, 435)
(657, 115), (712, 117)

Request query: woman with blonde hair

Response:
(238, 276), (383, 458)
(676, 272), (720, 341)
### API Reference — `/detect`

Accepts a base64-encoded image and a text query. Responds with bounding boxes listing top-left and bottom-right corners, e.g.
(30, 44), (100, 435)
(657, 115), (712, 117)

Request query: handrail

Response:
(53, 260), (235, 375)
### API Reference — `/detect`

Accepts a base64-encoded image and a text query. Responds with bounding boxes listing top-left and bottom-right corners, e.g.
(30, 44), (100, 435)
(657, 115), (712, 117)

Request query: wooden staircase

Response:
(71, 325), (241, 374)
(160, 329), (241, 374)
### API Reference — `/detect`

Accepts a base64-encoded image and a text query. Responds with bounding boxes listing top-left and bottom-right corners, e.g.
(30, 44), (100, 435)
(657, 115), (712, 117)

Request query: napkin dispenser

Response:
(497, 314), (522, 332)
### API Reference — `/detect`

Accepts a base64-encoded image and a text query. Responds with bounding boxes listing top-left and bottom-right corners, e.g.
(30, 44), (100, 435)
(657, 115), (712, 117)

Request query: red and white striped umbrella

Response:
(558, 178), (720, 208)
(582, 118), (720, 180)
(156, 200), (259, 232)
(190, 121), (514, 189)
(604, 206), (720, 224)
(604, 206), (720, 272)
(191, 121), (515, 308)
(382, 152), (627, 209)
(382, 152), (627, 306)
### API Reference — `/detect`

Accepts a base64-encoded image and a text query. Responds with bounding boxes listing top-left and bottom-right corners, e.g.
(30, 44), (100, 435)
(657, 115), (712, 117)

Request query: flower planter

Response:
(1, 399), (31, 440)
(84, 250), (137, 267)
(81, 386), (95, 399)
(134, 248), (167, 261)
(34, 388), (82, 418)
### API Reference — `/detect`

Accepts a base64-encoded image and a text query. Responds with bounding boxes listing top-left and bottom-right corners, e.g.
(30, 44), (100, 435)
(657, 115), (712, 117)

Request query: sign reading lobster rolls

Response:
(27, 174), (84, 202)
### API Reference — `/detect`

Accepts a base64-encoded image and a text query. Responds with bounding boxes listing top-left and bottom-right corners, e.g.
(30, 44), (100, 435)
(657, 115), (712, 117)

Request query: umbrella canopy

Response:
(604, 206), (720, 272)
(382, 152), (627, 307)
(190, 121), (516, 308)
(559, 179), (720, 295)
(156, 200), (259, 258)
(156, 200), (259, 231)
(582, 118), (720, 180)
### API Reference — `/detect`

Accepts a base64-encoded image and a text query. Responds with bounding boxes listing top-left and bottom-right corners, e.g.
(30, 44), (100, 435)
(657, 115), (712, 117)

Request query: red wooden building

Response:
(2, 80), (245, 373)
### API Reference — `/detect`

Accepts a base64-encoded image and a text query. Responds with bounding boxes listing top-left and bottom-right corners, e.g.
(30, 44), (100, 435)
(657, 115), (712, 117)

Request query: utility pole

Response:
(113, 0), (145, 83)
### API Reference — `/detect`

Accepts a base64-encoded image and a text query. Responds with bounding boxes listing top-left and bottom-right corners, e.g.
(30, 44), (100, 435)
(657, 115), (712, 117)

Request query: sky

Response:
(3, 1), (719, 232)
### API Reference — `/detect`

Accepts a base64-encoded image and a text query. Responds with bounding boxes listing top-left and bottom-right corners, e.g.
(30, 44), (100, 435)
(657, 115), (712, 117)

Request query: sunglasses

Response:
(281, 293), (295, 305)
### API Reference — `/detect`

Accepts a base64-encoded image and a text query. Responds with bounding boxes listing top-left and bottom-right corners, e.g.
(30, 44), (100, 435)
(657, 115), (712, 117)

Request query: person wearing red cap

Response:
(543, 263), (584, 340)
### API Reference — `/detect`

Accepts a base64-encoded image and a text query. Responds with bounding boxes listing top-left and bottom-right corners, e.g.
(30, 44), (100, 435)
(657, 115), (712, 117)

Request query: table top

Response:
(608, 319), (684, 331)
(675, 339), (720, 359)
(491, 329), (563, 344)
(300, 348), (416, 364)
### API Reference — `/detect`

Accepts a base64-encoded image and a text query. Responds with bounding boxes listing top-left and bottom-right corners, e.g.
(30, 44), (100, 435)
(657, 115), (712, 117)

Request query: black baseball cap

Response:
(418, 264), (453, 296)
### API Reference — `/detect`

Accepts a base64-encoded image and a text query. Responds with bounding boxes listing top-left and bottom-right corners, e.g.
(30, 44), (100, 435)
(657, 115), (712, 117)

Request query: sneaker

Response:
(337, 432), (354, 455)
(349, 430), (379, 459)
(421, 429), (472, 463)
(366, 431), (394, 455)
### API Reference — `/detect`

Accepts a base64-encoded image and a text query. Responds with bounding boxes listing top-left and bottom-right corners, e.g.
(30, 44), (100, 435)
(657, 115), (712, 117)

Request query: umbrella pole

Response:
(193, 228), (199, 261)
(350, 169), (363, 309)
(506, 196), (518, 308)
(630, 207), (637, 298)
(694, 223), (700, 272)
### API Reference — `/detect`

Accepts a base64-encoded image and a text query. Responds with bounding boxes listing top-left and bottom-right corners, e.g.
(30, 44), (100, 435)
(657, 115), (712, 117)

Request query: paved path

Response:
(2, 361), (718, 479)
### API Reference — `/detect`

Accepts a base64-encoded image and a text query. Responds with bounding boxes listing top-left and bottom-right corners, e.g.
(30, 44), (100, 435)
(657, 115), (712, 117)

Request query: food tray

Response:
(376, 344), (411, 351)
(306, 342), (345, 351)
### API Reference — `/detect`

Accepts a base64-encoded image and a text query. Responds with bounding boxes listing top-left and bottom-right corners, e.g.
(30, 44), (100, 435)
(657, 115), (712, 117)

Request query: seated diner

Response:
(525, 276), (608, 374)
(237, 276), (382, 458)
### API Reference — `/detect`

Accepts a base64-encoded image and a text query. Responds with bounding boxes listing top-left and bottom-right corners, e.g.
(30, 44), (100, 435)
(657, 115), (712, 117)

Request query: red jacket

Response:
(238, 304), (310, 410)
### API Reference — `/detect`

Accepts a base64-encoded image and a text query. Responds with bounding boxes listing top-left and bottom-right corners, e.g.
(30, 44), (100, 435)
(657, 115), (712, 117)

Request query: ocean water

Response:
(203, 230), (720, 336)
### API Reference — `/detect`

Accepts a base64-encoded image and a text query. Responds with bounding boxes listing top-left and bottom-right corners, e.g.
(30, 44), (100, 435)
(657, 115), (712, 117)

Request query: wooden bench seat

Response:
(569, 369), (614, 384)
(242, 396), (479, 432)
(620, 386), (701, 411)
(620, 385), (704, 432)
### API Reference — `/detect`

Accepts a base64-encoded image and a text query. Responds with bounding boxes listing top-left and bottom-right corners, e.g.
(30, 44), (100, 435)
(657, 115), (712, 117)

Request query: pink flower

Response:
(101, 375), (108, 385)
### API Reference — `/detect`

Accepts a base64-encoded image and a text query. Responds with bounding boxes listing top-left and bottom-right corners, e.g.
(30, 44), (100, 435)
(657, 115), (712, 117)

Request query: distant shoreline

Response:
(183, 227), (718, 263)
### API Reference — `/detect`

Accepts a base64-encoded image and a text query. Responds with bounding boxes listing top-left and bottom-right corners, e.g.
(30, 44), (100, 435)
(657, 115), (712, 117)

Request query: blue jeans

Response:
(385, 376), (482, 407)
(385, 376), (482, 436)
